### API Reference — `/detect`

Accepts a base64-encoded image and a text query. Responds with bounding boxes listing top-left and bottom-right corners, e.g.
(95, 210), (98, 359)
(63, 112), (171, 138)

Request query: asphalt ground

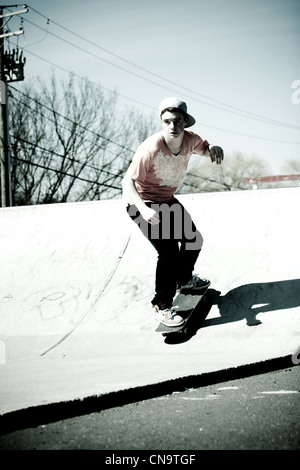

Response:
(1, 366), (299, 452)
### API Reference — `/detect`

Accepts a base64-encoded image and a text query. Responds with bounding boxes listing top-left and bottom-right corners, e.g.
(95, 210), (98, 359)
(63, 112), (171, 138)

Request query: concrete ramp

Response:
(0, 188), (299, 415)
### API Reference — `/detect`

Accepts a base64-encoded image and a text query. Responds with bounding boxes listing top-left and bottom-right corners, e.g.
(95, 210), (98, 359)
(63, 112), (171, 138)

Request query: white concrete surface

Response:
(0, 188), (299, 414)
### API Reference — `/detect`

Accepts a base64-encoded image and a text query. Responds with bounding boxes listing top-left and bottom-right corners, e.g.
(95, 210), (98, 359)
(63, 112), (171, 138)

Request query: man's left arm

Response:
(204, 144), (224, 165)
(192, 133), (224, 165)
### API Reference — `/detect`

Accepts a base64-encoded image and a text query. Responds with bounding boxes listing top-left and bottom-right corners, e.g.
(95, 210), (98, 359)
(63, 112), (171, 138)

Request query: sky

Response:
(5, 0), (300, 174)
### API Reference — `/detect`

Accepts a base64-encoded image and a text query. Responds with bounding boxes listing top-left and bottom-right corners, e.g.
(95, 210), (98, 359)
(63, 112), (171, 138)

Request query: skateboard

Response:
(155, 284), (210, 335)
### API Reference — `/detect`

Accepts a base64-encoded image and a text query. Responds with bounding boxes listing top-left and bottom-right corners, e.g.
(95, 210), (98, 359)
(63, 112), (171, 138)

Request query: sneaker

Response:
(180, 274), (211, 292)
(153, 304), (184, 327)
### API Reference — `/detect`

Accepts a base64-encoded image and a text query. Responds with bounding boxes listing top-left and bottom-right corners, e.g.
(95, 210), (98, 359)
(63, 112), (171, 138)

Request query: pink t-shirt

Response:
(126, 130), (209, 203)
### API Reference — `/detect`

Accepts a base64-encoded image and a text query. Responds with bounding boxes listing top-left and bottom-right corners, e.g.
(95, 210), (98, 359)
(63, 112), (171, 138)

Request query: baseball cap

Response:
(159, 97), (196, 128)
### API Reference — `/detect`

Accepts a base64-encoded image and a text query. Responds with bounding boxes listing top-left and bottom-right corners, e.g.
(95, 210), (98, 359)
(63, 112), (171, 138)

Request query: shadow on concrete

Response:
(164, 279), (300, 344)
(207, 278), (300, 327)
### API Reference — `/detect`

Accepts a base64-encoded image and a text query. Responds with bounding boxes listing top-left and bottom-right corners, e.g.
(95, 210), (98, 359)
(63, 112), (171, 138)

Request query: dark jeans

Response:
(127, 198), (203, 308)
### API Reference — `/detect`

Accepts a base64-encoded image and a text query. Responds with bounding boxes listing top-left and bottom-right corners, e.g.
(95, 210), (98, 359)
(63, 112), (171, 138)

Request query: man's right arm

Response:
(121, 173), (160, 225)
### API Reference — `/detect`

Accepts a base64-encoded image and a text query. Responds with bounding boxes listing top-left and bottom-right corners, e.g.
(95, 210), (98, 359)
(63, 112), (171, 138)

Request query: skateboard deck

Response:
(155, 285), (209, 335)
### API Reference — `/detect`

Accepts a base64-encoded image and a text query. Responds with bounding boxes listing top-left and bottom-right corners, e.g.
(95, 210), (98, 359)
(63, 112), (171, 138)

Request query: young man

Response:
(122, 97), (224, 327)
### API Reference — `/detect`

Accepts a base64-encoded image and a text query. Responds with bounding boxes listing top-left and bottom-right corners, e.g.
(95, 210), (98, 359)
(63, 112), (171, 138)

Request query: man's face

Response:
(161, 110), (187, 139)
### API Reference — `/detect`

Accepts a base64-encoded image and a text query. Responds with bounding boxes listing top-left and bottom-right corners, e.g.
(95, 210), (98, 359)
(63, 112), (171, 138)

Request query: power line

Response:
(9, 90), (134, 166)
(7, 9), (299, 140)
(9, 85), (136, 155)
(9, 80), (300, 146)
(7, 7), (300, 147)
(7, 47), (300, 147)
(26, 5), (300, 131)
(9, 41), (157, 114)
(194, 121), (300, 145)
(11, 155), (122, 191)
(10, 134), (125, 180)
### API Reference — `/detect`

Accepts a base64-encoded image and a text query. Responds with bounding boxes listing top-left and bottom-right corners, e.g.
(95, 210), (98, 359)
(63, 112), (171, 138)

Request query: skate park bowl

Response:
(0, 187), (299, 429)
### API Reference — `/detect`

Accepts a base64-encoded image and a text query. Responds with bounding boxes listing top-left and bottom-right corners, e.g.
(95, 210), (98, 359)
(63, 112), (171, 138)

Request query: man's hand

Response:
(140, 206), (160, 225)
(209, 145), (224, 165)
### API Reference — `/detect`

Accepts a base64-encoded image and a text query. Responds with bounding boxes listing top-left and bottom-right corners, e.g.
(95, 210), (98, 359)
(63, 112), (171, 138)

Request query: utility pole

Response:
(0, 4), (27, 207)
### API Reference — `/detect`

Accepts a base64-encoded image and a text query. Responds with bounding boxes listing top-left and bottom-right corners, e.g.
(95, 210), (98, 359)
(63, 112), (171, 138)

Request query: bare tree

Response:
(281, 158), (300, 174)
(180, 151), (272, 193)
(276, 159), (300, 188)
(8, 73), (157, 205)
